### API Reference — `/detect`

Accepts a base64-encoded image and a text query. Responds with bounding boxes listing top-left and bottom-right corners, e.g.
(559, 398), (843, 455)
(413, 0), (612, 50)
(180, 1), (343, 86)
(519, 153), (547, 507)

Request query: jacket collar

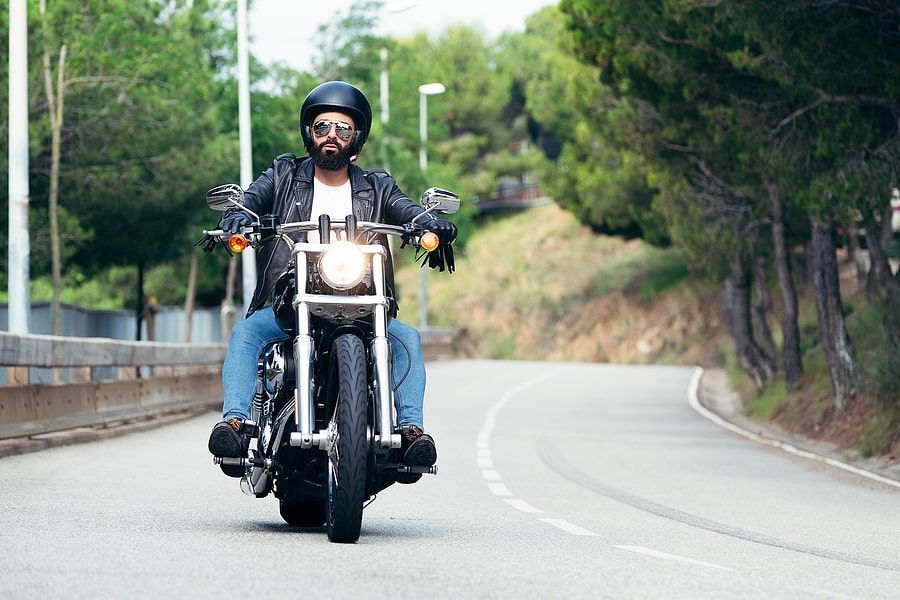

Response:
(293, 156), (372, 193)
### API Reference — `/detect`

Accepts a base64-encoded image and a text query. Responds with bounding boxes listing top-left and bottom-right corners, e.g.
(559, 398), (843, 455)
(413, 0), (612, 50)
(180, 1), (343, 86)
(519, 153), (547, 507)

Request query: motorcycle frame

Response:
(286, 241), (401, 451)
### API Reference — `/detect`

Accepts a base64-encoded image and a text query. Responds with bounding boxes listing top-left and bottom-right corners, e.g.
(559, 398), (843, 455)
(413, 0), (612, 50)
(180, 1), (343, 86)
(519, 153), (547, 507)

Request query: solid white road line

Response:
(504, 499), (544, 514)
(540, 518), (598, 536)
(688, 368), (900, 489)
(615, 545), (734, 571)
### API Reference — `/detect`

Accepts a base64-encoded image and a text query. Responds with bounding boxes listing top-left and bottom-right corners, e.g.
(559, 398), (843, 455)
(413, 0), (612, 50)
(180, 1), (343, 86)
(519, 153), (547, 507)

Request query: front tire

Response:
(326, 334), (368, 543)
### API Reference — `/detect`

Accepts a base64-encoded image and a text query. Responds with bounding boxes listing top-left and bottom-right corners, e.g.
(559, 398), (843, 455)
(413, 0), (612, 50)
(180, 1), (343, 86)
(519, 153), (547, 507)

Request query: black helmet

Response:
(299, 81), (372, 154)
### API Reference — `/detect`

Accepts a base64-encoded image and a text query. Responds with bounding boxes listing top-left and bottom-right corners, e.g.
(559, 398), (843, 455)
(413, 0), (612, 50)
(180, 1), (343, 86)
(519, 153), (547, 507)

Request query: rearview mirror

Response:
(206, 184), (244, 211)
(420, 187), (460, 215)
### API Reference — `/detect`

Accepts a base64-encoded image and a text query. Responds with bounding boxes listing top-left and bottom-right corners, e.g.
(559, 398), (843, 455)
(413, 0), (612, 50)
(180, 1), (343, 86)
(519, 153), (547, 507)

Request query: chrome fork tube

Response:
(294, 251), (315, 448)
(371, 252), (395, 448)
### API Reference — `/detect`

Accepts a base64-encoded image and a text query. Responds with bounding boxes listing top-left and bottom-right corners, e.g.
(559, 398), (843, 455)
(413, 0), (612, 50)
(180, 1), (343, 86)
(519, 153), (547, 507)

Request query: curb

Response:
(689, 367), (900, 490)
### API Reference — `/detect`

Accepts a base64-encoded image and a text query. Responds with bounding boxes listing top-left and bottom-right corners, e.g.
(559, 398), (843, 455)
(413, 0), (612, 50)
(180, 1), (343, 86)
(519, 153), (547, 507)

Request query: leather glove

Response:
(219, 210), (252, 234)
(421, 244), (455, 273)
(427, 217), (458, 247)
(195, 232), (232, 255)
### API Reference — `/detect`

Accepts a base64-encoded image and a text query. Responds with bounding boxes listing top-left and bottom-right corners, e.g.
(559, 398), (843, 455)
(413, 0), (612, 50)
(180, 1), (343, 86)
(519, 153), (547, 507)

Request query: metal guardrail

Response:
(0, 327), (458, 441)
(0, 332), (226, 440)
(0, 331), (226, 368)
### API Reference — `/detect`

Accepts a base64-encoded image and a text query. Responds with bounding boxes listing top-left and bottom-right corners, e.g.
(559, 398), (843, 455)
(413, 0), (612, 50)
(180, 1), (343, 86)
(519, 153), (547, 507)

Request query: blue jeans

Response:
(221, 307), (427, 429)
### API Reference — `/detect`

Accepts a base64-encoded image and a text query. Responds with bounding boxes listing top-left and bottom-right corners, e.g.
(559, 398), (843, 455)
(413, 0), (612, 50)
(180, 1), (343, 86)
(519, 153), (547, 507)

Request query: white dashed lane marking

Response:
(615, 545), (734, 572)
(540, 518), (598, 536)
(503, 499), (543, 514)
(487, 482), (513, 497)
(475, 367), (738, 575)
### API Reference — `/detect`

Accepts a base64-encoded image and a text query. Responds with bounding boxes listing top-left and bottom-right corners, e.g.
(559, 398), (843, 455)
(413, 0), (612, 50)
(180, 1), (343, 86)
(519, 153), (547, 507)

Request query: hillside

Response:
(395, 203), (726, 365)
(394, 202), (899, 461)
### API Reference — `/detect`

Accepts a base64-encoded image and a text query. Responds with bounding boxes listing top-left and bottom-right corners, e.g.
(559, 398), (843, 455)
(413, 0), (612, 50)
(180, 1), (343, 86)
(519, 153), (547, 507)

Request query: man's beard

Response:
(310, 141), (354, 171)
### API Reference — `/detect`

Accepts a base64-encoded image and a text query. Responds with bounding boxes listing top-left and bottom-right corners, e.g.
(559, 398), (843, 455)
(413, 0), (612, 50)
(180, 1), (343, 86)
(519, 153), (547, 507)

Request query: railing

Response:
(0, 331), (225, 440)
(0, 326), (459, 441)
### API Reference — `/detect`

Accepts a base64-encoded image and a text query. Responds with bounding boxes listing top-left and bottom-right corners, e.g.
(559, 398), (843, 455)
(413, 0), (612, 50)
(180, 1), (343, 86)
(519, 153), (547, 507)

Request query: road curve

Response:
(0, 359), (897, 598)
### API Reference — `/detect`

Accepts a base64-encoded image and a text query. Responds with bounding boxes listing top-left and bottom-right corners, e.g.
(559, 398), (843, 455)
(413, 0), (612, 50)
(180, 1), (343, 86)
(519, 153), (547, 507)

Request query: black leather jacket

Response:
(239, 154), (427, 318)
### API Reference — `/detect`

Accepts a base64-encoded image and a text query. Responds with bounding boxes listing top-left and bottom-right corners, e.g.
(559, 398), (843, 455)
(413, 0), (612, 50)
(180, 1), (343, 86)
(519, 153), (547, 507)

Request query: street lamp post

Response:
(237, 0), (255, 318)
(8, 0), (30, 335)
(417, 82), (446, 330)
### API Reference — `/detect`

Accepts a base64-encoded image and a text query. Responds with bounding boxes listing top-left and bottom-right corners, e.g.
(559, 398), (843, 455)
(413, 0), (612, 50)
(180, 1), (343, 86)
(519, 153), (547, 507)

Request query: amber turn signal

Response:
(420, 231), (440, 252)
(228, 234), (249, 253)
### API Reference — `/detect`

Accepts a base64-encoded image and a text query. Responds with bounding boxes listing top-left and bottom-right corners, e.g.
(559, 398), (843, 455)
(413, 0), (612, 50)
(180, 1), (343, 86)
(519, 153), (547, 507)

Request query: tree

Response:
(27, 0), (237, 337)
(558, 0), (779, 387)
(723, 0), (899, 407)
(504, 7), (668, 244)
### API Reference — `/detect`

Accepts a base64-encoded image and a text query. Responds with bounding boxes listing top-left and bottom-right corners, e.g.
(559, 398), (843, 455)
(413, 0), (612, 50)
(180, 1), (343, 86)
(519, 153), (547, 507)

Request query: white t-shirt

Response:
(307, 178), (352, 243)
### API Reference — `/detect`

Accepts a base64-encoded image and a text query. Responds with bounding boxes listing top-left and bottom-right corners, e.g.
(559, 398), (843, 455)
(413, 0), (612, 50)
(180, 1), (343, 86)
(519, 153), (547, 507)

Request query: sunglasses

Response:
(312, 119), (354, 140)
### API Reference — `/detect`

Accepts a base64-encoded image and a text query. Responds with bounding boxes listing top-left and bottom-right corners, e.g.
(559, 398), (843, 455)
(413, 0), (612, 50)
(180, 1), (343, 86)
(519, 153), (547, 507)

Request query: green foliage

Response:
(30, 265), (138, 310)
(13, 0), (239, 284)
(502, 6), (667, 244)
(849, 298), (900, 404)
(743, 376), (787, 420)
(638, 254), (689, 300)
(591, 245), (685, 297)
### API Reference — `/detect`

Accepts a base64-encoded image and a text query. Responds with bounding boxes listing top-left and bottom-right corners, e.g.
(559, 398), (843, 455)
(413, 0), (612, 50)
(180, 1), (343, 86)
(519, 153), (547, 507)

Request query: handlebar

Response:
(202, 220), (434, 244)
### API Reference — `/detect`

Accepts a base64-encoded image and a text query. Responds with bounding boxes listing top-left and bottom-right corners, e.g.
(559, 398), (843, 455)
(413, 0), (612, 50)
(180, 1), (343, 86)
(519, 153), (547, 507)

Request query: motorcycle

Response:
(203, 183), (460, 543)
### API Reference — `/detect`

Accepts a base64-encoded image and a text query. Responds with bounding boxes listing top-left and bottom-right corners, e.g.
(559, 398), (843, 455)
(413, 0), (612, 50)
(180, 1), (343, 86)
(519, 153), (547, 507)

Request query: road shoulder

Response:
(697, 368), (900, 487)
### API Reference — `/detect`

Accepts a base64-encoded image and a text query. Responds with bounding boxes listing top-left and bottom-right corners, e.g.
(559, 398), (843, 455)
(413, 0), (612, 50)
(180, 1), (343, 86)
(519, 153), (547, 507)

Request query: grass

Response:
(591, 245), (688, 299)
(639, 255), (690, 300)
(743, 375), (788, 420)
(859, 405), (900, 458)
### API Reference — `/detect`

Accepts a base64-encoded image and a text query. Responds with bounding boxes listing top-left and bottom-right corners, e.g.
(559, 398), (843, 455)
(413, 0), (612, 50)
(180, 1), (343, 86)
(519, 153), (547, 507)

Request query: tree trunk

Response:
(809, 217), (857, 410)
(135, 262), (145, 341)
(183, 251), (199, 342)
(845, 222), (867, 285)
(40, 2), (67, 337)
(769, 184), (803, 389)
(879, 201), (893, 251)
(864, 207), (900, 300)
(751, 255), (778, 362)
(723, 250), (776, 390)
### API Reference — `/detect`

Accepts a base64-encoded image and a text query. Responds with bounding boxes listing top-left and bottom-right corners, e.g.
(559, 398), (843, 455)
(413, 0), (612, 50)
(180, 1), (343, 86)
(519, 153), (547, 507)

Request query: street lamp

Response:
(417, 82), (446, 329)
(418, 82), (445, 172)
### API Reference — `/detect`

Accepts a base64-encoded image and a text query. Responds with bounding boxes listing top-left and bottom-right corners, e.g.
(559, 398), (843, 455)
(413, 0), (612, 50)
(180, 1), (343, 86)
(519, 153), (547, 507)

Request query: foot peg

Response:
(397, 464), (438, 475)
(214, 456), (272, 469)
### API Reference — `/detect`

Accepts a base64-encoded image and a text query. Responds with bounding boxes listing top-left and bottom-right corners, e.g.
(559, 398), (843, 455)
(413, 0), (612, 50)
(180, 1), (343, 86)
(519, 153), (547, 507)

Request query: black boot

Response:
(208, 418), (247, 478)
(400, 424), (437, 467)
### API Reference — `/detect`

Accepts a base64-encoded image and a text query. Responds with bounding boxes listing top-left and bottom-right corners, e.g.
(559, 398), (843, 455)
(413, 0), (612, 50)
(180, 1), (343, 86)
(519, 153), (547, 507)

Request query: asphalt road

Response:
(1, 360), (897, 598)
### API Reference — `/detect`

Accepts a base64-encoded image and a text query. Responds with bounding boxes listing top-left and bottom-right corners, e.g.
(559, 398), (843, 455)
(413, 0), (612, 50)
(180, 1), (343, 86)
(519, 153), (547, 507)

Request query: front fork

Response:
(371, 251), (401, 449)
(289, 250), (400, 450)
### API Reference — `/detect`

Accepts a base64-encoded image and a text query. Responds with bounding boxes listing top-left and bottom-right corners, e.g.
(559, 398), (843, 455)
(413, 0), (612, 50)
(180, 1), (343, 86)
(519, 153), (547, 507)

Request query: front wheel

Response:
(326, 333), (368, 543)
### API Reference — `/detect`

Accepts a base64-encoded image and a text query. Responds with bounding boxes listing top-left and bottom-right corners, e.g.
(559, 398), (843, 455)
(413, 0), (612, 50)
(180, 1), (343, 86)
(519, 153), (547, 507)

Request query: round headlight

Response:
(318, 242), (367, 290)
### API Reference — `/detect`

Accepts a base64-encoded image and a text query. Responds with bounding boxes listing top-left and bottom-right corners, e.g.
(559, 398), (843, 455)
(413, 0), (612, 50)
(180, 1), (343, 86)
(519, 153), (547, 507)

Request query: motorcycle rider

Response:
(206, 81), (456, 477)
